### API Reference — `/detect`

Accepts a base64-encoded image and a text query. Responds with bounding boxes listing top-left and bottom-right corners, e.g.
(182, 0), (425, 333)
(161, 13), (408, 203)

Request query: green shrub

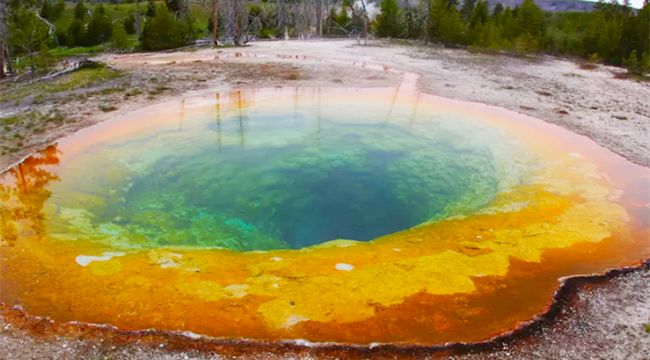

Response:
(140, 7), (194, 51)
(84, 4), (113, 46)
(36, 42), (53, 73)
(625, 50), (640, 75)
(124, 14), (137, 35)
(66, 19), (86, 47)
(111, 22), (130, 49)
(376, 0), (404, 38)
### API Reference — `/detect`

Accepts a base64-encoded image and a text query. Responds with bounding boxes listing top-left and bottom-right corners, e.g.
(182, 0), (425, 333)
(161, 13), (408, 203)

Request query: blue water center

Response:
(48, 92), (523, 251)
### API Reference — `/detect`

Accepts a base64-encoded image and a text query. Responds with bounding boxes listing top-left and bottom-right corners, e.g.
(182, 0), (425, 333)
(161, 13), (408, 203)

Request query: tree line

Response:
(376, 0), (649, 73)
(0, 0), (648, 79)
(0, 0), (200, 76)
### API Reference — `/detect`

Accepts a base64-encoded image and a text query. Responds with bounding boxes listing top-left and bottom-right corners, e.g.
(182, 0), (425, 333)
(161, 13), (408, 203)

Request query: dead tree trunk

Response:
(277, 0), (288, 39)
(135, 0), (142, 37)
(300, 0), (310, 39)
(361, 1), (368, 44)
(0, 44), (5, 79)
(0, 0), (6, 78)
(355, 0), (369, 45)
(227, 0), (248, 46)
(180, 0), (190, 18)
(232, 0), (241, 46)
(423, 0), (430, 43)
(212, 0), (220, 45)
(316, 0), (323, 36)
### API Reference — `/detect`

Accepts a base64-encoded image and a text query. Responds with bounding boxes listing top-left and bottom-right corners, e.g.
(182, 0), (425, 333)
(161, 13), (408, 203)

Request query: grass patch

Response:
(579, 63), (598, 70)
(96, 86), (126, 96)
(0, 111), (66, 133)
(563, 72), (584, 78)
(11, 45), (106, 73)
(0, 115), (22, 126)
(0, 112), (40, 126)
(148, 86), (171, 96)
(42, 65), (121, 92)
(0, 111), (69, 154)
(125, 88), (143, 98)
(50, 45), (106, 59)
(0, 64), (122, 104)
(99, 104), (118, 112)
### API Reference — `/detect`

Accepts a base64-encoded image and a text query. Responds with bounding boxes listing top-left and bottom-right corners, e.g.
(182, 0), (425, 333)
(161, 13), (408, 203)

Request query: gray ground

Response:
(0, 39), (649, 359)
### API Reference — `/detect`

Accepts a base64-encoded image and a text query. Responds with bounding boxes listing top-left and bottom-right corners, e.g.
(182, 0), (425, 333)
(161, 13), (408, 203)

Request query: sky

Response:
(584, 0), (645, 9)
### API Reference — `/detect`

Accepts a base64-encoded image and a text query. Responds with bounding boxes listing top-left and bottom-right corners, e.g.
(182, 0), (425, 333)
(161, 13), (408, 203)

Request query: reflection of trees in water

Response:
(0, 145), (60, 244)
(215, 93), (223, 150)
(233, 90), (247, 148)
(213, 89), (256, 149)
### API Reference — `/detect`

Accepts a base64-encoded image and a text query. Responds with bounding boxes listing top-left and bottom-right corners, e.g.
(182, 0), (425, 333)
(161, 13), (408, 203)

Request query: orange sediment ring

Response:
(1, 85), (649, 346)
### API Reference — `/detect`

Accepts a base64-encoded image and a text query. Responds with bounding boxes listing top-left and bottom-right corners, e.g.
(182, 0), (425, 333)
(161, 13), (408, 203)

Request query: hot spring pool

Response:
(1, 85), (649, 346)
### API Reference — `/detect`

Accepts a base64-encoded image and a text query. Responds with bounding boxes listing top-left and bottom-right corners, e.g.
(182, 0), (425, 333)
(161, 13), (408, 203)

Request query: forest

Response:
(0, 0), (648, 78)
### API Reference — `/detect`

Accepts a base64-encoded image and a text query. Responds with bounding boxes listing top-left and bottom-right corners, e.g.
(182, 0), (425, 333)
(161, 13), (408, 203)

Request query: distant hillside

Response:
(485, 0), (596, 12)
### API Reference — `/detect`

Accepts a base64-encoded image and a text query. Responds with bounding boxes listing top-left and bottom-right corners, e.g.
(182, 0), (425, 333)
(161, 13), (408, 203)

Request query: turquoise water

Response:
(47, 96), (529, 251)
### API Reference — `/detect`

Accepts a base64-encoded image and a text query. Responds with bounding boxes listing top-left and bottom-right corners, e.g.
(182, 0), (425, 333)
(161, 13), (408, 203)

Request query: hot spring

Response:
(1, 84), (648, 346)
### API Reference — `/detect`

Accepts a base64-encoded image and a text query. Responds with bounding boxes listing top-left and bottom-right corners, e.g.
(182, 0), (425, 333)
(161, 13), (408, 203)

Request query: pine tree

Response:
(7, 5), (50, 74)
(36, 41), (52, 73)
(468, 0), (489, 45)
(470, 0), (489, 28)
(111, 22), (129, 49)
(439, 6), (464, 44)
(492, 2), (504, 17)
(429, 0), (465, 44)
(52, 0), (66, 20)
(631, 2), (649, 59)
(124, 14), (137, 34)
(515, 0), (545, 37)
(428, 0), (446, 39)
(403, 5), (422, 39)
(625, 49), (640, 74)
(67, 19), (86, 47)
(641, 52), (650, 75)
(376, 0), (404, 38)
(74, 0), (88, 20)
(84, 4), (113, 46)
(337, 4), (350, 31)
(147, 0), (157, 17)
(460, 0), (476, 22)
(40, 0), (53, 20)
(140, 6), (186, 50)
(326, 7), (339, 35)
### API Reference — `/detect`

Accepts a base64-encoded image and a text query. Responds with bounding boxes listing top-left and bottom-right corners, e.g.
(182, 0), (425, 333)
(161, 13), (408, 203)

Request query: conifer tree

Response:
(625, 49), (639, 74)
(147, 0), (157, 17)
(84, 4), (112, 45)
(111, 21), (129, 49)
(67, 19), (86, 46)
(515, 0), (545, 37)
(140, 6), (186, 50)
(460, 0), (476, 22)
(53, 0), (66, 20)
(124, 14), (137, 34)
(470, 0), (489, 28)
(6, 5), (49, 74)
(376, 0), (404, 38)
(75, 0), (88, 20)
(429, 0), (464, 44)
(40, 0), (53, 20)
(492, 2), (504, 17)
(36, 41), (52, 73)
